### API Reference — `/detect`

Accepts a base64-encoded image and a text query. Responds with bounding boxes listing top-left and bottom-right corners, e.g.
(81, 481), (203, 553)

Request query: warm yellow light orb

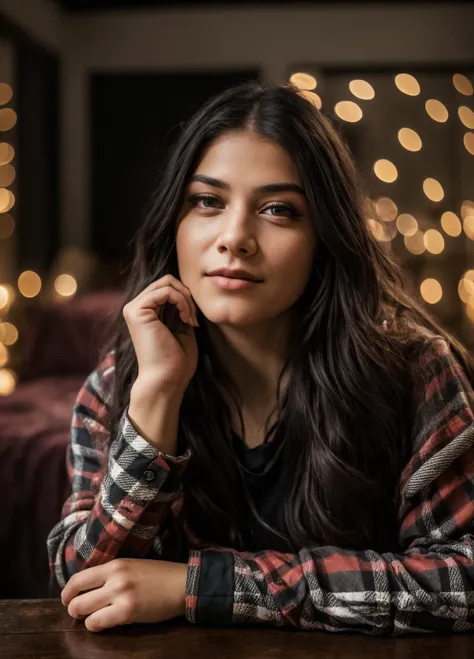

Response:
(18, 270), (42, 298)
(349, 80), (375, 100)
(290, 73), (317, 90)
(423, 178), (444, 202)
(0, 368), (16, 396)
(440, 211), (462, 237)
(396, 213), (418, 236)
(423, 229), (445, 254)
(395, 74), (420, 96)
(374, 159), (398, 183)
(425, 99), (449, 123)
(453, 74), (473, 96)
(334, 101), (363, 123)
(404, 231), (426, 254)
(420, 279), (442, 304)
(398, 128), (422, 152)
(54, 274), (78, 298)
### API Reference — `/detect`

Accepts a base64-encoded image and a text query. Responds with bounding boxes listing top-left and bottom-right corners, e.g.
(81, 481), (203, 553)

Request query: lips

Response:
(206, 268), (262, 282)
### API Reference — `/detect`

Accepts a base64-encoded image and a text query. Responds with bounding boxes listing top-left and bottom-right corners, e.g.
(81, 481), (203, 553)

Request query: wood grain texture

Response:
(1, 600), (473, 659)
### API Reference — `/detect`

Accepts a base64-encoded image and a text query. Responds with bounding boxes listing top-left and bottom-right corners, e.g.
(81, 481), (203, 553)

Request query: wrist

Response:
(128, 390), (183, 455)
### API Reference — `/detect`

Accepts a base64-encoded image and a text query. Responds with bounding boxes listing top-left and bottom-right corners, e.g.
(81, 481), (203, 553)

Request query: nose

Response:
(215, 206), (257, 256)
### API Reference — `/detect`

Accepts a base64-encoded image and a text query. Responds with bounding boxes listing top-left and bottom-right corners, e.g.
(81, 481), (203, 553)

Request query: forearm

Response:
(48, 406), (191, 587)
(129, 382), (183, 456)
(185, 538), (474, 633)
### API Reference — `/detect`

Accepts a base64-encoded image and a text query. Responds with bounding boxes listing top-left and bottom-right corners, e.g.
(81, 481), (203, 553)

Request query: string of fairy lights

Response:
(0, 82), (78, 396)
(290, 70), (474, 313)
(0, 71), (473, 395)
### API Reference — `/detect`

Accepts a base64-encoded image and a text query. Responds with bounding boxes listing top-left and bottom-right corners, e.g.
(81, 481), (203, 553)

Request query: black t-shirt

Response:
(230, 428), (292, 553)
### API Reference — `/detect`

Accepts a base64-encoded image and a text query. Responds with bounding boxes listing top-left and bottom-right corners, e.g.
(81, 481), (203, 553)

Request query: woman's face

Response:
(176, 130), (317, 327)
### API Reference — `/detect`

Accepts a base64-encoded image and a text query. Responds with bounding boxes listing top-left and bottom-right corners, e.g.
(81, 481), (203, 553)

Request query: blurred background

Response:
(0, 0), (473, 599)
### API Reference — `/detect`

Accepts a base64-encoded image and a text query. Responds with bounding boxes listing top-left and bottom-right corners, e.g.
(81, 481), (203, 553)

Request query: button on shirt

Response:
(144, 469), (156, 482)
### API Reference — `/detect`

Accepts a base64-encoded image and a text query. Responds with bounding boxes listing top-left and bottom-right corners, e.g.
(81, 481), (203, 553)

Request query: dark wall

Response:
(16, 42), (60, 272)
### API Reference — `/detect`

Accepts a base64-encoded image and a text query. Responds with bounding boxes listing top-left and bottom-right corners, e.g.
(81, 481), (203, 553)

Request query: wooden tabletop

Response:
(1, 599), (473, 658)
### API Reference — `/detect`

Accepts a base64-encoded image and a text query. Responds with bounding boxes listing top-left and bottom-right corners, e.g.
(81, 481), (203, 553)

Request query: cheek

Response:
(176, 222), (199, 278)
(271, 238), (315, 288)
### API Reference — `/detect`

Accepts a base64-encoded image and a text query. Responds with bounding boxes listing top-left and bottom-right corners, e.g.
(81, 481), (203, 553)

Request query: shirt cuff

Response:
(106, 406), (192, 502)
(185, 549), (234, 625)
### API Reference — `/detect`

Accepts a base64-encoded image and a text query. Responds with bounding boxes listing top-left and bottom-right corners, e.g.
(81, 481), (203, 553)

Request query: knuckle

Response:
(114, 576), (132, 593)
(110, 558), (128, 575)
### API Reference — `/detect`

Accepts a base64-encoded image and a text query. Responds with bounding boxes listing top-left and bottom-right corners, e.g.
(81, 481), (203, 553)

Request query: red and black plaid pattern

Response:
(48, 338), (474, 634)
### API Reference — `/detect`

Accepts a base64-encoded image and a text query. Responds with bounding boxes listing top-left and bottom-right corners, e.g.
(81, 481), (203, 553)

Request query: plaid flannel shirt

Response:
(47, 336), (474, 634)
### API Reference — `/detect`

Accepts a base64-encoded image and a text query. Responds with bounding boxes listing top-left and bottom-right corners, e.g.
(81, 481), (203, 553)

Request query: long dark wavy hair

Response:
(99, 81), (474, 555)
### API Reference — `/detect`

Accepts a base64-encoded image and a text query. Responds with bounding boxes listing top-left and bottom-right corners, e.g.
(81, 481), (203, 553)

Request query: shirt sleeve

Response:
(184, 337), (474, 634)
(47, 351), (191, 589)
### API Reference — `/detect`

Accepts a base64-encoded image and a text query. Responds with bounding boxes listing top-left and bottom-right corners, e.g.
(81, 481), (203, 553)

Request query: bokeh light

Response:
(395, 74), (420, 96)
(0, 143), (14, 165)
(290, 73), (317, 90)
(398, 128), (422, 152)
(0, 322), (18, 346)
(374, 159), (398, 183)
(461, 200), (474, 219)
(441, 211), (462, 237)
(334, 101), (363, 122)
(349, 80), (375, 100)
(0, 285), (14, 313)
(464, 132), (474, 155)
(0, 164), (15, 187)
(0, 343), (8, 368)
(423, 229), (445, 254)
(375, 197), (398, 222)
(420, 279), (442, 304)
(423, 178), (444, 202)
(458, 106), (474, 129)
(54, 274), (78, 298)
(0, 84), (13, 106)
(0, 369), (16, 396)
(458, 275), (474, 303)
(396, 213), (418, 236)
(0, 108), (17, 132)
(18, 271), (42, 298)
(453, 74), (473, 96)
(463, 215), (474, 239)
(404, 231), (425, 254)
(425, 99), (449, 123)
(0, 188), (15, 213)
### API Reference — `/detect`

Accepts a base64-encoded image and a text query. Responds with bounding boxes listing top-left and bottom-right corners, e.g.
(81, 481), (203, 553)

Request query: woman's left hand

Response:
(61, 559), (188, 632)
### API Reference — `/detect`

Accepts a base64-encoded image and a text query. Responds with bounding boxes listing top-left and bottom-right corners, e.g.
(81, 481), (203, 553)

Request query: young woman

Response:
(48, 81), (474, 635)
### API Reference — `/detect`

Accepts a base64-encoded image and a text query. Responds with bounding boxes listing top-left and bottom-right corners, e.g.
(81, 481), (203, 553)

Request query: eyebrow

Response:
(190, 174), (306, 198)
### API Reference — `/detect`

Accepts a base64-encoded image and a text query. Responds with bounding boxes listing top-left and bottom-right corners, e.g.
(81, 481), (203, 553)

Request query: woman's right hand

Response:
(123, 274), (200, 401)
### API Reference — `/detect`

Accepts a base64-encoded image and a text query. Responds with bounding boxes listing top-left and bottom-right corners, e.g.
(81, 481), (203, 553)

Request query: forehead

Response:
(194, 131), (301, 186)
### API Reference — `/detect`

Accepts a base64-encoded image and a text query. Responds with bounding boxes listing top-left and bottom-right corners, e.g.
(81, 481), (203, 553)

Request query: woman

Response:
(48, 81), (474, 634)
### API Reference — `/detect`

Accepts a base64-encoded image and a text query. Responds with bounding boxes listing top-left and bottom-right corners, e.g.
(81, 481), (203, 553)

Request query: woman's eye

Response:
(188, 195), (299, 218)
(189, 194), (222, 209)
(263, 204), (299, 219)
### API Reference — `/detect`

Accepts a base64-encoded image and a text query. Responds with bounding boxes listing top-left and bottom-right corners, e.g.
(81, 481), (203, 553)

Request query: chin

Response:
(200, 306), (273, 328)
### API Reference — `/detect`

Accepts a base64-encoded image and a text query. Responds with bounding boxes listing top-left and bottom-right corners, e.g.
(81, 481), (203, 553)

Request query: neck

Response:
(205, 313), (292, 409)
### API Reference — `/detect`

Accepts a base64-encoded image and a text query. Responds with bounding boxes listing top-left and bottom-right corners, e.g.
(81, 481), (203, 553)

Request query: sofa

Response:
(0, 289), (124, 598)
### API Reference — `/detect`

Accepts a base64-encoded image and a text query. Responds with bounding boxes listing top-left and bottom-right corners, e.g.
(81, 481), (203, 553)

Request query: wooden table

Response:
(1, 599), (473, 658)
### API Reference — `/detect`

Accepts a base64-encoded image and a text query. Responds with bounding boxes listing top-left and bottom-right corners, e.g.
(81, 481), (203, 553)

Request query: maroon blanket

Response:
(0, 374), (85, 598)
